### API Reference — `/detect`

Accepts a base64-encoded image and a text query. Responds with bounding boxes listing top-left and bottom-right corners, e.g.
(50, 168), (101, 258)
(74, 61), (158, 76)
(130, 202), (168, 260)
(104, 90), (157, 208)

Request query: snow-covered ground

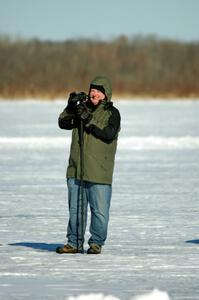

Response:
(0, 99), (199, 300)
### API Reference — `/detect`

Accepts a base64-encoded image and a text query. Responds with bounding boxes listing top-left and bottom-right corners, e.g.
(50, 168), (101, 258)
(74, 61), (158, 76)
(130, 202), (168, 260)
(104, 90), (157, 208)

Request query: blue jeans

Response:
(66, 178), (112, 249)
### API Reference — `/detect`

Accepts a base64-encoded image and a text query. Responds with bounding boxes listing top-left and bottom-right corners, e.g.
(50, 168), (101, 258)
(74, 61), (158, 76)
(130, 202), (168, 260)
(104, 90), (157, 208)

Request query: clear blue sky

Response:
(0, 0), (199, 42)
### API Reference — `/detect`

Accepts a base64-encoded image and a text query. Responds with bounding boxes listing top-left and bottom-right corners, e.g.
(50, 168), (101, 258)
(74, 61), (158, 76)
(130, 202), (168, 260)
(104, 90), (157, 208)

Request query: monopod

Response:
(77, 118), (85, 253)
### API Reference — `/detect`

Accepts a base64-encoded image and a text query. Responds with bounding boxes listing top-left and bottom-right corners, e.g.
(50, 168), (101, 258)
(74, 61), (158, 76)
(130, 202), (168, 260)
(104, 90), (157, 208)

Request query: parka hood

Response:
(89, 76), (112, 102)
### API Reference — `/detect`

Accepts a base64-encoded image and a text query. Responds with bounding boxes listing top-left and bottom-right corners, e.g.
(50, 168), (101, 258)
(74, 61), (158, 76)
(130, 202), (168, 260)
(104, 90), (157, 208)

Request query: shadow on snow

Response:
(8, 242), (63, 252)
(8, 239), (199, 252)
(185, 239), (199, 244)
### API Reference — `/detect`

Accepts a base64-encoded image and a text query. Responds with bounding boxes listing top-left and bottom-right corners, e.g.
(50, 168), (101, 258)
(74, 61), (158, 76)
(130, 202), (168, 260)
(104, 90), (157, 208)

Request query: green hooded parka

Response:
(59, 76), (120, 184)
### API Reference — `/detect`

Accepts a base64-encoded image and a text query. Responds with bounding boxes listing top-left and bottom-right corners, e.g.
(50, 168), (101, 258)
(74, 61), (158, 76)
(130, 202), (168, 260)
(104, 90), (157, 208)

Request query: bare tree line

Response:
(0, 35), (199, 99)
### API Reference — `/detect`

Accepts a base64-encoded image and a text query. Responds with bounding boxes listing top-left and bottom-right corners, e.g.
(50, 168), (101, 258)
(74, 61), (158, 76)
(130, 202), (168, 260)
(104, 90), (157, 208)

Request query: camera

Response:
(70, 92), (88, 105)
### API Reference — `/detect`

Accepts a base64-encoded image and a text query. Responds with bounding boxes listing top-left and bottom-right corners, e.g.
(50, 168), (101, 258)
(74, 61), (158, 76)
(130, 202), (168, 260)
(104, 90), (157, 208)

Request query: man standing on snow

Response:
(56, 76), (121, 254)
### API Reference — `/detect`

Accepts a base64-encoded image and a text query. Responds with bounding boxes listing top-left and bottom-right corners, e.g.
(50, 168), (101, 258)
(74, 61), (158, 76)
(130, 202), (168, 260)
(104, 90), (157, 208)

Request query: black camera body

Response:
(70, 92), (88, 105)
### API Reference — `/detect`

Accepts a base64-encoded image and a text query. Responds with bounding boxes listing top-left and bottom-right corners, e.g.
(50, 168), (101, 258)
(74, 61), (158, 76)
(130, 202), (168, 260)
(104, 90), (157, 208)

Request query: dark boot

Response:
(56, 244), (79, 254)
(87, 243), (102, 254)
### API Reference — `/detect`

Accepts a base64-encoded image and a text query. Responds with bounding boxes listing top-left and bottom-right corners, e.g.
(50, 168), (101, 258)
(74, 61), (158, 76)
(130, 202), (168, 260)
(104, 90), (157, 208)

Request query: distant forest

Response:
(0, 35), (199, 99)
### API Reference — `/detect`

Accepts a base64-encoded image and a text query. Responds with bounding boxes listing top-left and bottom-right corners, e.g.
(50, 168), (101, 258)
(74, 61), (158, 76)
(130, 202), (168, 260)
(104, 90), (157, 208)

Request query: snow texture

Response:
(0, 99), (199, 300)
(67, 289), (170, 300)
(68, 293), (121, 300)
(132, 288), (170, 300)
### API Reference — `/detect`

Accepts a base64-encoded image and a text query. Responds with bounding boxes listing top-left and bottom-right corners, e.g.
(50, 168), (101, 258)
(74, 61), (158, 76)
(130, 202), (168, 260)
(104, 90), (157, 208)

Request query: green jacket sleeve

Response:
(86, 106), (120, 141)
(58, 108), (78, 130)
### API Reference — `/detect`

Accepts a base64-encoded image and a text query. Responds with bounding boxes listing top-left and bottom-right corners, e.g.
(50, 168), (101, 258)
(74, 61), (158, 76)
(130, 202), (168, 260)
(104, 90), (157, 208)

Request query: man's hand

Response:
(66, 92), (79, 111)
(77, 103), (92, 124)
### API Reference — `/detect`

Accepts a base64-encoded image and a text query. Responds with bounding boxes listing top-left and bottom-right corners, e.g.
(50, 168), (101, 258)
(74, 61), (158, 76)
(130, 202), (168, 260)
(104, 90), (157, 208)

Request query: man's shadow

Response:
(9, 242), (63, 252)
(185, 239), (199, 244)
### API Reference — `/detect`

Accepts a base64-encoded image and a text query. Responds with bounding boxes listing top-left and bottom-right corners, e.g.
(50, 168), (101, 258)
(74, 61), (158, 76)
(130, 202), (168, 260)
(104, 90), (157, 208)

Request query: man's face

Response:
(89, 88), (105, 105)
